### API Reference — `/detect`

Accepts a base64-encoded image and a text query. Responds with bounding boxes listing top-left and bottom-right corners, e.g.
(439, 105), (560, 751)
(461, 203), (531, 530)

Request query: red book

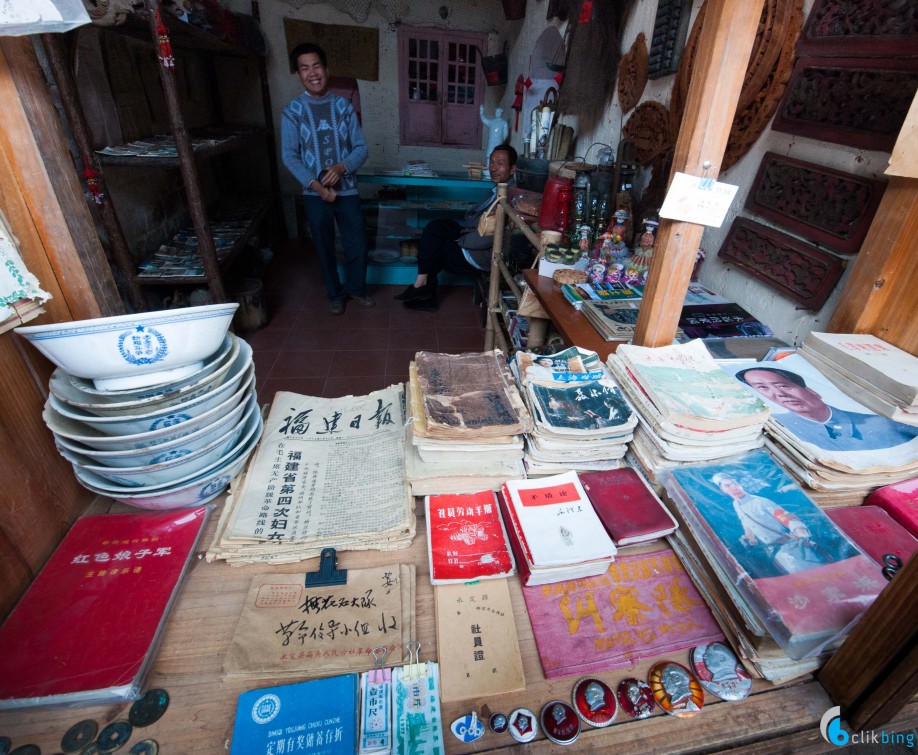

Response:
(425, 491), (515, 584)
(0, 506), (210, 709)
(864, 477), (918, 540)
(579, 467), (678, 546)
(825, 505), (918, 566)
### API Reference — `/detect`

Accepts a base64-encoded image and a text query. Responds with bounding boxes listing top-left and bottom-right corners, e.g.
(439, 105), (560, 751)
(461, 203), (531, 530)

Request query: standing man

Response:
(395, 145), (517, 312)
(281, 43), (374, 315)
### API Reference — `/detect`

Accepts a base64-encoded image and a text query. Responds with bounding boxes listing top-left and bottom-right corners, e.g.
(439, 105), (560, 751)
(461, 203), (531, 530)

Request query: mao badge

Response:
(648, 661), (704, 718)
(691, 642), (752, 701)
(572, 677), (616, 727)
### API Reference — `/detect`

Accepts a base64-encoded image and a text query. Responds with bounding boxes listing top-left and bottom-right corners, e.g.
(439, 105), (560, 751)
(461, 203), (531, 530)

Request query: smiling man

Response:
(281, 43), (374, 315)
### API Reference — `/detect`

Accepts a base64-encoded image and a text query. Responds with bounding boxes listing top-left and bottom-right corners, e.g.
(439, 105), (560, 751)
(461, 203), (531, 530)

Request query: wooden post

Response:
(145, 0), (225, 302)
(484, 183), (507, 352)
(633, 0), (764, 346)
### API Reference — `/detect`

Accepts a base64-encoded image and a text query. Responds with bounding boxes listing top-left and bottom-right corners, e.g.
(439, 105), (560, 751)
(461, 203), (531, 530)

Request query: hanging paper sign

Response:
(659, 172), (739, 228)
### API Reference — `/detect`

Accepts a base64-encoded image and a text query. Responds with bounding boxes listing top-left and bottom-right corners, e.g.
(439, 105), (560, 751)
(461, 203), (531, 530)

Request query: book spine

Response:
(497, 485), (534, 587)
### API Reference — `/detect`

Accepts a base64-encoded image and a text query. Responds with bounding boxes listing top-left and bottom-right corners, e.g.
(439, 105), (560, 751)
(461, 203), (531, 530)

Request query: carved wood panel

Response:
(799, 0), (918, 57)
(772, 56), (918, 152)
(617, 32), (648, 115)
(717, 217), (846, 310)
(745, 152), (886, 255)
(622, 100), (672, 166)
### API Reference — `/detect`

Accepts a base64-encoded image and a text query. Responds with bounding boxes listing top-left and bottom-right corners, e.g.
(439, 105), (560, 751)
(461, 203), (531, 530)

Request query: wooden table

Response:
(523, 269), (625, 360)
(1, 498), (916, 753)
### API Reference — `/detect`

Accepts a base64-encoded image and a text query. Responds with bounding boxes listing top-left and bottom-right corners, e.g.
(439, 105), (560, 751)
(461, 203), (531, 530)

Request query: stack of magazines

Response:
(607, 340), (769, 486)
(511, 347), (638, 475)
(661, 451), (885, 683)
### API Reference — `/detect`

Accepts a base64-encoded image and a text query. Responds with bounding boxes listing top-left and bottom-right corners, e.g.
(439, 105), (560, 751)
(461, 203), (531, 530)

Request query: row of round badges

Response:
(0, 689), (168, 755)
(450, 642), (752, 746)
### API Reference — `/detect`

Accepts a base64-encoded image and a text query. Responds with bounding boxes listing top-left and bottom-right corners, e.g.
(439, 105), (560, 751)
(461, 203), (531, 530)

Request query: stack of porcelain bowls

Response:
(15, 304), (262, 510)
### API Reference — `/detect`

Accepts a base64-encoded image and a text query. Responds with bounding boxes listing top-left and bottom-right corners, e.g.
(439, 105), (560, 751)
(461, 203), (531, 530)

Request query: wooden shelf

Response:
(96, 128), (265, 168)
(103, 11), (264, 58)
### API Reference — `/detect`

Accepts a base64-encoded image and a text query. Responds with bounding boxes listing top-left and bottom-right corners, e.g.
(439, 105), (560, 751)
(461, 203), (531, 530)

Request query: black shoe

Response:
(394, 283), (435, 302)
(404, 296), (439, 313)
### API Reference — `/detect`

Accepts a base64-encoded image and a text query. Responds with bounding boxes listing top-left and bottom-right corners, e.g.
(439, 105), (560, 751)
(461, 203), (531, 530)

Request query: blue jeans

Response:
(302, 194), (368, 301)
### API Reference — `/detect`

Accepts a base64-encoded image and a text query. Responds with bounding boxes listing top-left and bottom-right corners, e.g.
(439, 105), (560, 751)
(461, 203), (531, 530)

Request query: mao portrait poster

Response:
(667, 451), (884, 660)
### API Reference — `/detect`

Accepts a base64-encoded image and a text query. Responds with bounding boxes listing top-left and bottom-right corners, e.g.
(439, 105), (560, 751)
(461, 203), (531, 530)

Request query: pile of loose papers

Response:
(404, 350), (532, 495)
(607, 340), (769, 486)
(511, 347), (638, 475)
(207, 386), (416, 564)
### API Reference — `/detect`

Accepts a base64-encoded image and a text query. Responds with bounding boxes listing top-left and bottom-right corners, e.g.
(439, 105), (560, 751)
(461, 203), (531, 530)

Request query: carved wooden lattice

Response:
(717, 218), (846, 310)
(617, 32), (648, 115)
(745, 152), (886, 255)
(772, 57), (918, 152)
(799, 0), (918, 57)
(622, 101), (672, 166)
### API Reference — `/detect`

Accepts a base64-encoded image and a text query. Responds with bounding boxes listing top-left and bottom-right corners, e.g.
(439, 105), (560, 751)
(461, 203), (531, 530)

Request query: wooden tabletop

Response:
(522, 269), (625, 360)
(1, 498), (916, 753)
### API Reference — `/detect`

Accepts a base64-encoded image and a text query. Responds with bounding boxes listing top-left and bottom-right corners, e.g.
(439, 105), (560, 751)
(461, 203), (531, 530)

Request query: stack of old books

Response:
(719, 353), (918, 506)
(606, 340), (769, 486)
(405, 350), (531, 495)
(661, 451), (886, 683)
(511, 347), (638, 475)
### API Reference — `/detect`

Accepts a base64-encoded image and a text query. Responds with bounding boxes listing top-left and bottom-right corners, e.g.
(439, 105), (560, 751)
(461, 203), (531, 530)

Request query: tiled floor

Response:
(245, 240), (486, 404)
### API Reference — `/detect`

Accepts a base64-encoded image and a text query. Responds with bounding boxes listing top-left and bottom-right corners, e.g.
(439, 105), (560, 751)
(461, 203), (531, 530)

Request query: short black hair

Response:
(492, 144), (518, 167)
(735, 366), (807, 388)
(289, 43), (327, 73)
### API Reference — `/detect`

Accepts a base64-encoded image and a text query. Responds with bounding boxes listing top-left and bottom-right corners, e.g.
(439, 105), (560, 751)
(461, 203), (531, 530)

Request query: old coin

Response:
(96, 720), (132, 753)
(9, 747), (41, 755)
(0, 736), (10, 755)
(616, 677), (656, 719)
(648, 660), (704, 718)
(129, 689), (169, 728)
(62, 720), (99, 753)
(691, 642), (752, 701)
(571, 676), (616, 728)
(540, 700), (581, 745)
(128, 740), (159, 755)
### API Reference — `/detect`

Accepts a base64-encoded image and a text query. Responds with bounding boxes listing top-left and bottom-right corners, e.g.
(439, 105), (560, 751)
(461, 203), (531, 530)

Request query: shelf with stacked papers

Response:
(96, 128), (266, 168)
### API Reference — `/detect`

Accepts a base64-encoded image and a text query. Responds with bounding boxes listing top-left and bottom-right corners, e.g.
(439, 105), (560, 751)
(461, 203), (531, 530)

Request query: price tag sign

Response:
(659, 171), (739, 227)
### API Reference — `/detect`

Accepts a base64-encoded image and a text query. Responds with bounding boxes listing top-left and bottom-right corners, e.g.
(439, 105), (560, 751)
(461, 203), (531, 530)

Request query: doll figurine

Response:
(604, 263), (625, 285)
(588, 261), (607, 287)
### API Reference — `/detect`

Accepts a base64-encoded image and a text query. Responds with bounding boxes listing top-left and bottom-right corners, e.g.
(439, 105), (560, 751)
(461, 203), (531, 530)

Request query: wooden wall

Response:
(0, 36), (124, 617)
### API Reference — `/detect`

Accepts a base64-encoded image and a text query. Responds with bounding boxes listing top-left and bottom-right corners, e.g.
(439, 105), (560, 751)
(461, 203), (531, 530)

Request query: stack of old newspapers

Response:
(511, 347), (638, 475)
(719, 349), (918, 506)
(606, 340), (769, 487)
(404, 350), (531, 495)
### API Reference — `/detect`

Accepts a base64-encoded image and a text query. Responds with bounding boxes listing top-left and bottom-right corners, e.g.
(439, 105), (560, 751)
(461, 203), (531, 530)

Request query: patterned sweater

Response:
(280, 91), (368, 197)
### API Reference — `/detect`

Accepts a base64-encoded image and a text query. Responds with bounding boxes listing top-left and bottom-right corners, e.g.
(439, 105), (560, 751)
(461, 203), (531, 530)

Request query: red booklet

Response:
(0, 506), (210, 710)
(864, 477), (918, 540)
(579, 467), (678, 546)
(825, 505), (918, 566)
(426, 491), (515, 584)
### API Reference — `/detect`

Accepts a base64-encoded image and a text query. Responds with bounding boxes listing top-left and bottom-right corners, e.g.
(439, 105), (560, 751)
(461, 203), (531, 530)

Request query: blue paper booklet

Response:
(229, 674), (359, 755)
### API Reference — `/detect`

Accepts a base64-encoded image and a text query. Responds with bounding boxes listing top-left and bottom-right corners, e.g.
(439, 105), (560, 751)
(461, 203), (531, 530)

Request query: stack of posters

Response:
(405, 351), (531, 495)
(498, 471), (617, 585)
(581, 300), (685, 341)
(799, 332), (918, 425)
(607, 340), (769, 486)
(512, 347), (638, 475)
(662, 451), (886, 682)
(720, 354), (918, 505)
(206, 386), (416, 565)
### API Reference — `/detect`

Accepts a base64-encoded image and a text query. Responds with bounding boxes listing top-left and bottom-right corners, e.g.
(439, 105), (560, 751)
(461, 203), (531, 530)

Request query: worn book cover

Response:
(434, 579), (525, 701)
(426, 491), (516, 584)
(825, 505), (918, 566)
(0, 506), (210, 709)
(678, 302), (774, 340)
(580, 467), (678, 546)
(865, 477), (918, 539)
(528, 378), (636, 435)
(229, 674), (359, 755)
(667, 451), (886, 660)
(521, 549), (724, 678)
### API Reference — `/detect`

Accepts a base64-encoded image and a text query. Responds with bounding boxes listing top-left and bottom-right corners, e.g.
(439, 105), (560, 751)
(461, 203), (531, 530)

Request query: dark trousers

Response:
(417, 218), (479, 288)
(302, 194), (368, 301)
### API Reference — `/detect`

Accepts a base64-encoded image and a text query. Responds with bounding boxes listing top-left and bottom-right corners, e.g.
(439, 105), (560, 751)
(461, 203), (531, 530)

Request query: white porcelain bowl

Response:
(72, 408), (264, 510)
(49, 336), (244, 417)
(53, 389), (254, 467)
(47, 359), (254, 436)
(61, 392), (258, 487)
(43, 371), (256, 451)
(15, 303), (238, 390)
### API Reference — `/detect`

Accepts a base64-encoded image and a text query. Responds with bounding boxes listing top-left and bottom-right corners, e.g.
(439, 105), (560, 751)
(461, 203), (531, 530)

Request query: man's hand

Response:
(318, 185), (337, 203)
(320, 163), (346, 186)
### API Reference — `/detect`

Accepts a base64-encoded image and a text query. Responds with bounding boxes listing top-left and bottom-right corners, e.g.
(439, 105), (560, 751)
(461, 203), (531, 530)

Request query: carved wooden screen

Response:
(798, 0), (918, 57)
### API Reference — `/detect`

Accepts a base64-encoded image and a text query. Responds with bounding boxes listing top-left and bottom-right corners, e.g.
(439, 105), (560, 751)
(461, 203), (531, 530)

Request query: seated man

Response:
(395, 145), (517, 312)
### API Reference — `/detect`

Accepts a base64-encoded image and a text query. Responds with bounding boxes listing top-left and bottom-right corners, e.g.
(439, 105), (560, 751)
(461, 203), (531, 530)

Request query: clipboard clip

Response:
(404, 640), (425, 681)
(371, 645), (390, 685)
(304, 547), (348, 587)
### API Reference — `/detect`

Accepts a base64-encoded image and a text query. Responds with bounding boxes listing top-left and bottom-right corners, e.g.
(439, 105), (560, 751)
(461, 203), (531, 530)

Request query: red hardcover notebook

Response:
(825, 505), (918, 566)
(864, 477), (918, 540)
(579, 467), (678, 546)
(425, 491), (516, 584)
(0, 506), (210, 710)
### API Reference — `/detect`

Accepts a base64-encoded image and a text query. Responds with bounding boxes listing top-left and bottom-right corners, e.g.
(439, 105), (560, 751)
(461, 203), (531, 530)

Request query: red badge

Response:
(617, 677), (656, 719)
(540, 700), (581, 745)
(572, 677), (616, 728)
(508, 708), (538, 743)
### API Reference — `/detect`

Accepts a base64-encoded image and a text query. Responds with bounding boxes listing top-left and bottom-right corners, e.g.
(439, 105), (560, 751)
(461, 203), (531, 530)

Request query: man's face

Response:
(717, 478), (745, 500)
(489, 150), (515, 184)
(742, 370), (829, 421)
(296, 52), (328, 97)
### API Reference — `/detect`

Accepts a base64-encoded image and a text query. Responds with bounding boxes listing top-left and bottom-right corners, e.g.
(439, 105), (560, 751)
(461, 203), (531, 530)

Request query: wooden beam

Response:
(826, 175), (918, 354)
(633, 0), (765, 346)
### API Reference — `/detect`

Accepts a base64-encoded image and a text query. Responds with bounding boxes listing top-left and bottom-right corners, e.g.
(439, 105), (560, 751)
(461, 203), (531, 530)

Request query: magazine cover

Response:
(666, 451), (885, 660)
(722, 354), (918, 469)
(678, 303), (774, 340)
(529, 379), (635, 433)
